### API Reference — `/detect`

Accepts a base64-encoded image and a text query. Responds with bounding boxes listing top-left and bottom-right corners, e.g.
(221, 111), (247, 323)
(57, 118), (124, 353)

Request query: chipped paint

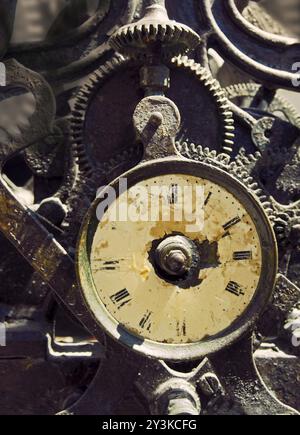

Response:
(88, 174), (262, 344)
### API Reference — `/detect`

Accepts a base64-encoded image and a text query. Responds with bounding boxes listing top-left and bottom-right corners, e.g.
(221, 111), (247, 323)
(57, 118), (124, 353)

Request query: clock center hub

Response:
(155, 236), (194, 277)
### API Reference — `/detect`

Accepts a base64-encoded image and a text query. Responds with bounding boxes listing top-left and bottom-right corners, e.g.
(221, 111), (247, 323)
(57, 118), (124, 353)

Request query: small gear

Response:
(226, 148), (300, 245)
(109, 0), (200, 61)
(224, 83), (300, 129)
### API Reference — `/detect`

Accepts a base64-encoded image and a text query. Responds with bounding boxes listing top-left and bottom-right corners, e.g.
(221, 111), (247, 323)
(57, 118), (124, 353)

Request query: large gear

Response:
(71, 55), (234, 179)
(66, 55), (235, 246)
(71, 54), (132, 178)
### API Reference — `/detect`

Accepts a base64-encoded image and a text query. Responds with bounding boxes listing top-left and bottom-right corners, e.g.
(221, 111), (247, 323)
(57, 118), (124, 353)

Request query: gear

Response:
(224, 83), (300, 129)
(68, 54), (235, 246)
(71, 55), (235, 181)
(109, 0), (200, 61)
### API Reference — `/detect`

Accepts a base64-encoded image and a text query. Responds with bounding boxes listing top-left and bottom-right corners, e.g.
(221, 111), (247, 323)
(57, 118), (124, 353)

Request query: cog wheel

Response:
(224, 83), (300, 129)
(70, 54), (235, 182)
(109, 1), (200, 61)
(67, 54), (235, 247)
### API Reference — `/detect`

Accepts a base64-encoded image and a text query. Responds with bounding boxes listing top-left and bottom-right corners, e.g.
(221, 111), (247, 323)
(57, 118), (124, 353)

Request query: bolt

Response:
(165, 250), (189, 275)
(155, 236), (194, 277)
(150, 111), (164, 127)
(154, 380), (201, 415)
(199, 373), (221, 397)
(168, 397), (199, 416)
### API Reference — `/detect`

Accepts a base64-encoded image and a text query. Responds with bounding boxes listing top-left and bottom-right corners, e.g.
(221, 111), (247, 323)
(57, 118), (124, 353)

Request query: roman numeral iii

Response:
(226, 281), (245, 297)
(110, 289), (131, 308)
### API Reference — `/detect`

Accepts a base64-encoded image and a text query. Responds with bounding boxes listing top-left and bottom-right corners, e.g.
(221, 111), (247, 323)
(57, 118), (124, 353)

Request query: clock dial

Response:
(89, 173), (262, 344)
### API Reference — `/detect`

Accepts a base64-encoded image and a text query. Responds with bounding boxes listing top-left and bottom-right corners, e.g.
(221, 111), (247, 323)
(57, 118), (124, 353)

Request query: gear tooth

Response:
(158, 24), (167, 40)
(260, 196), (268, 202)
(189, 143), (196, 153)
(224, 139), (234, 146)
(265, 208), (274, 216)
(225, 125), (235, 132)
(225, 132), (235, 139)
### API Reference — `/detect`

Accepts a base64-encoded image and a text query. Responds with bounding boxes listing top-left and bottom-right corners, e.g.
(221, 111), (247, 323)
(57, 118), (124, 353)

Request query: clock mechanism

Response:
(78, 150), (277, 361)
(0, 0), (299, 415)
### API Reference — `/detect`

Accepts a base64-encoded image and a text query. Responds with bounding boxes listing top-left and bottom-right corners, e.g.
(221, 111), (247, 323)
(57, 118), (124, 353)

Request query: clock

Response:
(77, 159), (277, 360)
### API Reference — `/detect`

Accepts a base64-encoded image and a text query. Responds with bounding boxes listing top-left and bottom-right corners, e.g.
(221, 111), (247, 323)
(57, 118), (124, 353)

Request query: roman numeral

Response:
(226, 281), (245, 297)
(233, 251), (252, 261)
(169, 184), (178, 204)
(204, 192), (212, 206)
(139, 310), (153, 331)
(223, 216), (241, 231)
(176, 320), (187, 337)
(92, 259), (122, 272)
(110, 289), (131, 308)
(222, 231), (230, 239)
(100, 260), (119, 270)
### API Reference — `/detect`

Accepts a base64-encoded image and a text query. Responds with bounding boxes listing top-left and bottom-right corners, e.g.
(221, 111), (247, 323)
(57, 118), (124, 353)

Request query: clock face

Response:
(88, 172), (263, 345)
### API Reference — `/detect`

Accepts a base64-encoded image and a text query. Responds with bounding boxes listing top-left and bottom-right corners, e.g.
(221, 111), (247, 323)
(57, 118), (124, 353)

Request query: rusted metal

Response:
(0, 0), (299, 416)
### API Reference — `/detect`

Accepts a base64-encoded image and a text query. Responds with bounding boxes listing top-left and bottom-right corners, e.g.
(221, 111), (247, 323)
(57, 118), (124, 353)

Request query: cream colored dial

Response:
(89, 173), (262, 345)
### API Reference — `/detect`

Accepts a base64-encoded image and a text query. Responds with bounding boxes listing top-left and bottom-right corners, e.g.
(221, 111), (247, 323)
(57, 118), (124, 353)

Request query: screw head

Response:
(199, 373), (221, 397)
(150, 111), (164, 127)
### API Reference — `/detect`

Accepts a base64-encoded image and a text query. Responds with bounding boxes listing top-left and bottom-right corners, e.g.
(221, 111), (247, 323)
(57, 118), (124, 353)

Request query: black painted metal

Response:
(0, 0), (298, 415)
